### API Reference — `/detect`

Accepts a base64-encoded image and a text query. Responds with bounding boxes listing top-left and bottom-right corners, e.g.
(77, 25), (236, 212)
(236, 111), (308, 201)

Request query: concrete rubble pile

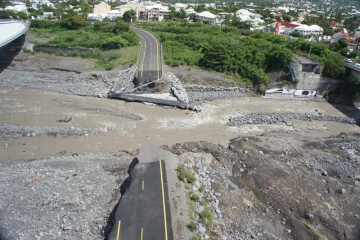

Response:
(167, 72), (189, 103)
(228, 112), (360, 126)
(185, 85), (246, 102)
(110, 66), (137, 94)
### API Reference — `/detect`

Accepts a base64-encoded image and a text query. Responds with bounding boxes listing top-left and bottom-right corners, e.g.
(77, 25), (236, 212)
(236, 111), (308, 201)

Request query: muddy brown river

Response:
(1, 87), (359, 161)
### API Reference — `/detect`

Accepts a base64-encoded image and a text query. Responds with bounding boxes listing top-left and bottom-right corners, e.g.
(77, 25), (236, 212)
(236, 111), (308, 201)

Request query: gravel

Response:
(185, 85), (246, 102)
(0, 66), (137, 98)
(228, 112), (360, 126)
(0, 123), (101, 140)
(0, 152), (133, 240)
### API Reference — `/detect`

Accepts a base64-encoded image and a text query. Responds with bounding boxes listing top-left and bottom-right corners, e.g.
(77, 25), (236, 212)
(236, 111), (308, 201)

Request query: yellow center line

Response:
(141, 228), (144, 240)
(116, 221), (121, 240)
(142, 180), (144, 190)
(159, 160), (168, 240)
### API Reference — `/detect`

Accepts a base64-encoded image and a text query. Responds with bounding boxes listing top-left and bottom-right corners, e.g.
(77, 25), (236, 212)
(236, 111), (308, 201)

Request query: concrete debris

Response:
(167, 72), (189, 103)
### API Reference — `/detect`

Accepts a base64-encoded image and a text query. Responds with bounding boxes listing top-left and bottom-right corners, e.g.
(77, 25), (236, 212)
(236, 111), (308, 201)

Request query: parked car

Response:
(345, 58), (353, 63)
(265, 88), (296, 94)
(294, 90), (317, 97)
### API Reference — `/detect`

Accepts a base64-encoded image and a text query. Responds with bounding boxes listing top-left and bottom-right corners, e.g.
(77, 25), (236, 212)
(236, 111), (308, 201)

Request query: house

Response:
(107, 10), (122, 20)
(235, 9), (264, 27)
(118, 3), (145, 19)
(93, 2), (111, 16)
(287, 55), (322, 90)
(292, 24), (324, 36)
(43, 12), (54, 18)
(196, 11), (222, 25)
(145, 5), (170, 21)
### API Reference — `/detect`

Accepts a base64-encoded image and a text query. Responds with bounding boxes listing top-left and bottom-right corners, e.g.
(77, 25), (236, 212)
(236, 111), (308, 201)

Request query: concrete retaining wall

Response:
(36, 45), (93, 53)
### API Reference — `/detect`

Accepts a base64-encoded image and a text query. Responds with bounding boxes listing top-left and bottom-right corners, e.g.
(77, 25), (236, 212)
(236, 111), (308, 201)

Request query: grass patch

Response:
(190, 193), (200, 202)
(187, 221), (197, 232)
(34, 46), (137, 70)
(177, 165), (196, 184)
(300, 220), (328, 240)
(199, 209), (214, 232)
(189, 236), (201, 240)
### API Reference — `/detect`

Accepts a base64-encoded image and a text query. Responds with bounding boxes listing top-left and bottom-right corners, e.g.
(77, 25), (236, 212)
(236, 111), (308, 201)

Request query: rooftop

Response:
(292, 54), (319, 65)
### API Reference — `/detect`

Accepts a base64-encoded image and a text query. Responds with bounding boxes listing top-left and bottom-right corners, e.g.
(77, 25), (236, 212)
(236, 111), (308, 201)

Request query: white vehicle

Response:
(345, 58), (352, 63)
(265, 88), (296, 94)
(355, 63), (360, 68)
(294, 90), (317, 97)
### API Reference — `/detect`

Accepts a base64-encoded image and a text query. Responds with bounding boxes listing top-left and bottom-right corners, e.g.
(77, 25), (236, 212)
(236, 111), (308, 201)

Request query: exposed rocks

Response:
(0, 123), (100, 140)
(228, 113), (360, 126)
(0, 67), (137, 98)
(168, 72), (189, 103)
(185, 85), (246, 102)
(0, 152), (133, 240)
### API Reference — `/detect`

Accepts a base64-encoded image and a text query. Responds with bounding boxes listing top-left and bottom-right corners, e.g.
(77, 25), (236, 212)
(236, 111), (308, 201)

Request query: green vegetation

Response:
(123, 9), (136, 22)
(199, 209), (214, 231)
(138, 22), (348, 88)
(177, 165), (196, 184)
(140, 22), (293, 89)
(30, 19), (139, 70)
(187, 221), (197, 232)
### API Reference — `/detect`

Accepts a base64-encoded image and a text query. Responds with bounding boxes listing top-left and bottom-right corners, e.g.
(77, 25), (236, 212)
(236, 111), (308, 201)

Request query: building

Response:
(292, 24), (324, 36)
(288, 55), (322, 90)
(145, 5), (170, 21)
(93, 2), (111, 16)
(196, 11), (222, 25)
(235, 9), (264, 27)
(118, 3), (145, 19)
(107, 10), (122, 20)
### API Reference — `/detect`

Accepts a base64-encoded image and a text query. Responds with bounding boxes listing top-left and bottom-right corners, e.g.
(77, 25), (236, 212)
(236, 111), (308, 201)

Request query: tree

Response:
(322, 53), (346, 79)
(60, 15), (85, 30)
(168, 6), (176, 20)
(334, 38), (348, 52)
(112, 19), (129, 33)
(123, 9), (136, 22)
(275, 15), (281, 22)
(282, 14), (291, 22)
(177, 8), (187, 20)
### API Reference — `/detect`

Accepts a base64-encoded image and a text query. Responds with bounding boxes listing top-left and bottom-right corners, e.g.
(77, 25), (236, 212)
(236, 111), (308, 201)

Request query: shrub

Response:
(61, 15), (85, 30)
(177, 165), (196, 184)
(199, 209), (213, 231)
(187, 221), (197, 232)
(101, 36), (129, 50)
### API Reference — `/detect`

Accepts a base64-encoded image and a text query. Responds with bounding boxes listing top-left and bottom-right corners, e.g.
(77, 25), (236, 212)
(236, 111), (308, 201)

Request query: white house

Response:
(196, 11), (222, 25)
(107, 10), (122, 19)
(293, 24), (324, 36)
(235, 9), (264, 26)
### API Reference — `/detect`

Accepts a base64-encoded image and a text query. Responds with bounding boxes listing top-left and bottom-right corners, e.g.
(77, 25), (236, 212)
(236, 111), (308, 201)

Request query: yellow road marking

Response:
(159, 160), (168, 240)
(116, 221), (121, 240)
(142, 180), (144, 190)
(141, 228), (144, 240)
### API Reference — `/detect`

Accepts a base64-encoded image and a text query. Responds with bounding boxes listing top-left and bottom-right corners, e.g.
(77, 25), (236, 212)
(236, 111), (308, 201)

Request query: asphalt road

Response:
(132, 28), (162, 84)
(108, 160), (173, 240)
